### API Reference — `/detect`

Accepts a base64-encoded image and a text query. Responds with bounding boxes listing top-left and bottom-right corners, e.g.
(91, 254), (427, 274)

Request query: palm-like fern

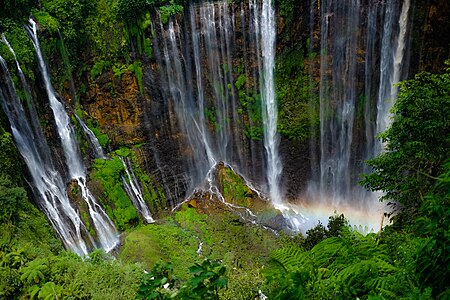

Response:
(20, 258), (48, 285)
(265, 228), (421, 299)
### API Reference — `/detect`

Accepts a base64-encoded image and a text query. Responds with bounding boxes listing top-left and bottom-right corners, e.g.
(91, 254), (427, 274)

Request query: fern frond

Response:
(270, 246), (309, 272)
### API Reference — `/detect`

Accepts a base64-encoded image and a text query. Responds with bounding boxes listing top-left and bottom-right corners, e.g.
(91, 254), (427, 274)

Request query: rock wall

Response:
(44, 0), (450, 208)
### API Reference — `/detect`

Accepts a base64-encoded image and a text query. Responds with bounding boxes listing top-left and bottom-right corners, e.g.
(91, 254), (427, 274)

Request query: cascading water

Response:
(253, 0), (282, 205)
(318, 0), (360, 205)
(375, 0), (411, 155)
(75, 115), (107, 159)
(0, 50), (92, 256)
(120, 156), (155, 223)
(154, 0), (282, 205)
(26, 19), (119, 252)
(154, 2), (253, 195)
(303, 0), (411, 228)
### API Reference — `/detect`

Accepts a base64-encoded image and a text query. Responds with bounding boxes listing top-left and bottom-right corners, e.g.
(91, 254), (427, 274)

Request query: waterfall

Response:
(252, 0), (282, 204)
(0, 51), (92, 256)
(190, 4), (216, 169)
(375, 0), (411, 155)
(152, 1), (282, 203)
(75, 115), (107, 159)
(154, 2), (246, 194)
(120, 156), (155, 223)
(26, 19), (119, 252)
(305, 0), (411, 218)
(318, 0), (360, 205)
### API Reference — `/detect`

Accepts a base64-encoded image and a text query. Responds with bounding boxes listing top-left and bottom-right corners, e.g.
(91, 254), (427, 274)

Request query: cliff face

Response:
(67, 0), (449, 208)
(85, 71), (145, 146)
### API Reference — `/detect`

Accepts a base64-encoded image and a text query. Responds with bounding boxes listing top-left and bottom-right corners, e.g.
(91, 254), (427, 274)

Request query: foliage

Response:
(180, 259), (227, 299)
(0, 0), (34, 28)
(87, 119), (110, 149)
(137, 259), (227, 300)
(137, 263), (178, 299)
(0, 250), (142, 299)
(86, 0), (126, 61)
(116, 0), (147, 25)
(0, 176), (27, 224)
(275, 0), (295, 30)
(91, 156), (140, 230)
(126, 151), (167, 213)
(128, 61), (144, 95)
(219, 168), (252, 207)
(414, 162), (450, 298)
(276, 47), (318, 141)
(41, 0), (94, 55)
(122, 206), (277, 298)
(0, 266), (21, 298)
(90, 59), (112, 80)
(32, 10), (60, 34)
(20, 258), (48, 285)
(158, 1), (184, 25)
(119, 220), (199, 278)
(264, 227), (429, 300)
(234, 72), (263, 140)
(285, 214), (348, 251)
(0, 127), (24, 184)
(362, 65), (450, 223)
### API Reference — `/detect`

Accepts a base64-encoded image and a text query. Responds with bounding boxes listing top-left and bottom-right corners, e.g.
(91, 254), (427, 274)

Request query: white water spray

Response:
(0, 51), (92, 255)
(255, 0), (282, 204)
(120, 156), (155, 223)
(75, 115), (106, 159)
(26, 19), (119, 252)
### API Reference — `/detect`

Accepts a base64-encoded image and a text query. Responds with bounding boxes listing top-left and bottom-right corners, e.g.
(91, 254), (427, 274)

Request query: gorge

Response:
(0, 0), (449, 298)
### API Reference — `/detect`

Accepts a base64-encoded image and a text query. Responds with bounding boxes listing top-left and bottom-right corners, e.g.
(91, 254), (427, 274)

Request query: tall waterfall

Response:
(375, 0), (411, 155)
(0, 50), (92, 255)
(308, 0), (411, 213)
(153, 0), (282, 204)
(120, 156), (155, 223)
(154, 2), (246, 194)
(26, 19), (119, 252)
(318, 0), (360, 205)
(254, 0), (282, 204)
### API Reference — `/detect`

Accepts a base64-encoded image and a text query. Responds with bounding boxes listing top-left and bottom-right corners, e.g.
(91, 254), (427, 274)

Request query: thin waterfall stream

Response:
(120, 156), (155, 224)
(75, 115), (107, 159)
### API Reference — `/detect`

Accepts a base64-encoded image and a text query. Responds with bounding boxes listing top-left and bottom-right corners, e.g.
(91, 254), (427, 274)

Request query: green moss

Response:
(115, 147), (130, 157)
(220, 168), (252, 207)
(119, 221), (199, 279)
(128, 150), (166, 212)
(233, 68), (263, 140)
(32, 10), (60, 34)
(120, 205), (278, 296)
(275, 47), (319, 141)
(0, 26), (36, 82)
(91, 156), (139, 230)
(90, 60), (111, 80)
(128, 61), (144, 95)
(159, 2), (184, 25)
(88, 123), (109, 149)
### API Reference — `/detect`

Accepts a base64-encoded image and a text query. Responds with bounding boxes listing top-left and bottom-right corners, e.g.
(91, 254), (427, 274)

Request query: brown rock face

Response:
(418, 1), (450, 72)
(84, 71), (146, 146)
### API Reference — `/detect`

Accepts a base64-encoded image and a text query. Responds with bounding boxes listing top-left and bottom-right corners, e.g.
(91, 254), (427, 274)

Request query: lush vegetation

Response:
(362, 66), (450, 225)
(0, 0), (448, 298)
(276, 47), (318, 141)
